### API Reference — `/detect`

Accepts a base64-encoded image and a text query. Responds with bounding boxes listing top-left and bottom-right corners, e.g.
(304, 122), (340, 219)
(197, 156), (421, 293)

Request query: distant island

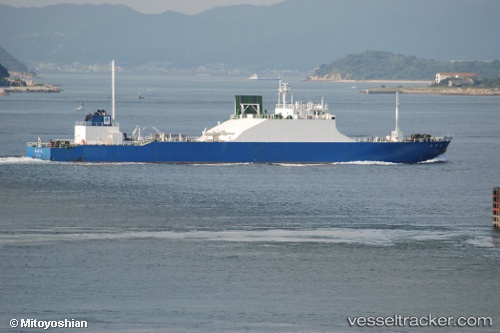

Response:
(308, 51), (500, 81)
(307, 51), (500, 96)
(0, 66), (61, 95)
(359, 86), (500, 96)
(0, 82), (61, 95)
(0, 47), (60, 95)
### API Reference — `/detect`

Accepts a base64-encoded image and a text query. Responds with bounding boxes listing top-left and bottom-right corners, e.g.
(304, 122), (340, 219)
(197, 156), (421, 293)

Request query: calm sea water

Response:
(1, 73), (499, 333)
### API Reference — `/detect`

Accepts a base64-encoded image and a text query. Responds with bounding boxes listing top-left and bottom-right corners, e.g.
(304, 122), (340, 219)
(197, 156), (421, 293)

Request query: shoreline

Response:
(360, 87), (500, 96)
(306, 78), (432, 84)
(306, 77), (500, 96)
(0, 84), (61, 95)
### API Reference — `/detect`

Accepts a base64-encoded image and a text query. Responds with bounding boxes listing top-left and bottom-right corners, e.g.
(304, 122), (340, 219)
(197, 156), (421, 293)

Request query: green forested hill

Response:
(0, 46), (29, 73)
(0, 63), (8, 86)
(311, 51), (500, 80)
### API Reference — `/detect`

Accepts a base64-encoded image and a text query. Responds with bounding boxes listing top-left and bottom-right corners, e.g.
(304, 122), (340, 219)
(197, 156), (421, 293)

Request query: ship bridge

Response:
(74, 110), (123, 145)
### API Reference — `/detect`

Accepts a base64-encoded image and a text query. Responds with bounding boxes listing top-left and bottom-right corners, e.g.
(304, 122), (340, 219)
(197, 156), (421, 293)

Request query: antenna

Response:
(395, 91), (399, 132)
(390, 92), (403, 142)
(111, 60), (115, 120)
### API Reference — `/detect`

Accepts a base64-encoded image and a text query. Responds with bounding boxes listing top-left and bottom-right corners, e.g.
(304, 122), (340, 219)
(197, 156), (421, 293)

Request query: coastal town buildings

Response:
(435, 72), (480, 86)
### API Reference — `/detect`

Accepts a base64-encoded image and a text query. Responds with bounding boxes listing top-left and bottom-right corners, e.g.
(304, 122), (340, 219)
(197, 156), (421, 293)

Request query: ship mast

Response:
(111, 60), (115, 120)
(390, 92), (404, 141)
(395, 91), (399, 132)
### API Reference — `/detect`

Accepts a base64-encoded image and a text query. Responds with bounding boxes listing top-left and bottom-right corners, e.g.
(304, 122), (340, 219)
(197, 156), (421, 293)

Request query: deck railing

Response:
(75, 121), (120, 127)
(28, 134), (452, 147)
(27, 139), (74, 148)
(231, 113), (333, 120)
(352, 135), (453, 143)
(27, 133), (198, 148)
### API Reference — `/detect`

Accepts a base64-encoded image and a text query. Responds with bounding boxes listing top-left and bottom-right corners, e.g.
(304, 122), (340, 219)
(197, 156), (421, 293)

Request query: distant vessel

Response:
(27, 61), (451, 163)
(74, 102), (84, 111)
(249, 73), (281, 81)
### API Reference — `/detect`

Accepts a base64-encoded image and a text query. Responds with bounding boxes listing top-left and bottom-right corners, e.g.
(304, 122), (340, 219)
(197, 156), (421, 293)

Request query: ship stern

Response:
(26, 145), (52, 161)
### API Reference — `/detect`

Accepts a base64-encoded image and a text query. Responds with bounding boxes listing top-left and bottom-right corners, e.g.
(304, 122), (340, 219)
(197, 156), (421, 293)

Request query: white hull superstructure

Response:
(198, 81), (353, 143)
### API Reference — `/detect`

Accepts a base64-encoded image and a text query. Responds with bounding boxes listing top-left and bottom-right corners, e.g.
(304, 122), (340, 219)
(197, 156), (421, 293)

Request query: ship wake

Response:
(0, 227), (493, 248)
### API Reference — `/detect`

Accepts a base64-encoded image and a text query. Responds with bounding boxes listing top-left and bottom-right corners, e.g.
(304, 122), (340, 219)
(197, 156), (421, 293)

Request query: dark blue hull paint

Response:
(27, 140), (450, 163)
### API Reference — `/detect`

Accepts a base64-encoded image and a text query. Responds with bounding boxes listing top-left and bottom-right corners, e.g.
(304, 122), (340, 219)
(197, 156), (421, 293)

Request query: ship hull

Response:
(27, 140), (450, 164)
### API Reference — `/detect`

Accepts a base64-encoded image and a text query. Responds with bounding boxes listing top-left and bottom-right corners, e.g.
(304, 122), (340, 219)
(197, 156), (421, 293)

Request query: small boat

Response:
(249, 73), (281, 81)
(74, 102), (84, 111)
(27, 61), (451, 163)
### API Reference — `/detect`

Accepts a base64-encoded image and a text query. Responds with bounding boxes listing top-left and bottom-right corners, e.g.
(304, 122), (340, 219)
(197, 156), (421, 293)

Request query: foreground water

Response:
(0, 74), (499, 332)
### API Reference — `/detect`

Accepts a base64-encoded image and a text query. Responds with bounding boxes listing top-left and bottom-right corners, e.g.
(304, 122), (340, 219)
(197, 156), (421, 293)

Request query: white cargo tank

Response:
(198, 80), (354, 143)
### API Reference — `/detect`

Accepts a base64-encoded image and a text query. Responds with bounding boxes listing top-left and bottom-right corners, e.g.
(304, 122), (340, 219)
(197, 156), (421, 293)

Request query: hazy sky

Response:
(0, 0), (283, 14)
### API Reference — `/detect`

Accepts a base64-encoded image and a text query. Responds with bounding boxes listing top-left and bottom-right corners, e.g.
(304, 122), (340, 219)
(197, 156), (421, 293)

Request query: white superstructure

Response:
(73, 61), (123, 145)
(74, 111), (123, 145)
(198, 80), (354, 143)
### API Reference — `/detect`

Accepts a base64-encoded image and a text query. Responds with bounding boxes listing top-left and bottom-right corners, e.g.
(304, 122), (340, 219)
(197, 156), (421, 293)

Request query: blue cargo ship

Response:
(26, 61), (451, 163)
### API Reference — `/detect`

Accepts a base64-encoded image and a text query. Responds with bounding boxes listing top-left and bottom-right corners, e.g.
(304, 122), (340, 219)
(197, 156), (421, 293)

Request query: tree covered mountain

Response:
(310, 51), (500, 81)
(0, 0), (499, 71)
(0, 46), (29, 73)
(0, 46), (31, 86)
(0, 63), (9, 86)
